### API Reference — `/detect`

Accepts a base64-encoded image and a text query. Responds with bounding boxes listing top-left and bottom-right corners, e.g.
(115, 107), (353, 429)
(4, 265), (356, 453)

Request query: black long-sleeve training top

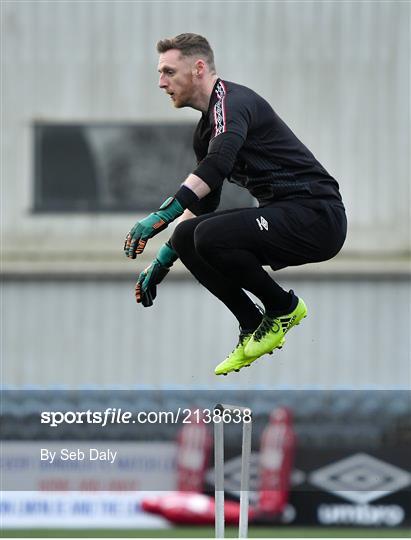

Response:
(190, 78), (342, 212)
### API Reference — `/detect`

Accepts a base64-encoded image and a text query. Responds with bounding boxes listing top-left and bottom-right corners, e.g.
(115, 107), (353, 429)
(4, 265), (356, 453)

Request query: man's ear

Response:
(193, 59), (206, 77)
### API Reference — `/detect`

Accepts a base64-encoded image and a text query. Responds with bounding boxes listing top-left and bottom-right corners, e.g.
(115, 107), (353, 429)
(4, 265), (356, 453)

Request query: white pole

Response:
(214, 415), (225, 538)
(239, 418), (252, 538)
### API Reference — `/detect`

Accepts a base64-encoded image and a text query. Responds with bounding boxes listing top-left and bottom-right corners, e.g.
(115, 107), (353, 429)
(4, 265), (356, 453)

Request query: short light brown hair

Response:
(156, 33), (216, 73)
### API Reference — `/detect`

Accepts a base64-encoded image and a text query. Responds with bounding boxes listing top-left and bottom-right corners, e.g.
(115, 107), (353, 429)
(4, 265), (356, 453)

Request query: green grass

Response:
(1, 528), (410, 538)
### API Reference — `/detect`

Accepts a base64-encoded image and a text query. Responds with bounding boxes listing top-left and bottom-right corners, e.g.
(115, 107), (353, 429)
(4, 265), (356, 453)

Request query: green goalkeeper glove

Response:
(124, 197), (184, 259)
(135, 241), (178, 307)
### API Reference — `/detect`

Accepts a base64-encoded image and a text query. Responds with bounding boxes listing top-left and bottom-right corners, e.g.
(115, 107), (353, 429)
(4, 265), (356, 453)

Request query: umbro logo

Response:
(256, 216), (269, 231)
(310, 453), (411, 504)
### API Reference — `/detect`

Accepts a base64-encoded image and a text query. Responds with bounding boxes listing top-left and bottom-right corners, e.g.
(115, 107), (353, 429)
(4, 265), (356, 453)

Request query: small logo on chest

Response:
(256, 216), (269, 231)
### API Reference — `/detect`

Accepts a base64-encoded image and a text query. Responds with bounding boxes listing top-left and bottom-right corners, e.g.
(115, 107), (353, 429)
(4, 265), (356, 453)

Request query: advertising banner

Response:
(204, 449), (411, 528)
(0, 491), (170, 529)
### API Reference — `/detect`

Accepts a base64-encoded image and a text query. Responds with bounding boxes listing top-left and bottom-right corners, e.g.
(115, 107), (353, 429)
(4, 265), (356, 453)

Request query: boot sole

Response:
(216, 344), (284, 376)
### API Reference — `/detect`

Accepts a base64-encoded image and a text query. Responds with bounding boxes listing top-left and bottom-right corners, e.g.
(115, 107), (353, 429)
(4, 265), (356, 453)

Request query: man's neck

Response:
(191, 75), (218, 113)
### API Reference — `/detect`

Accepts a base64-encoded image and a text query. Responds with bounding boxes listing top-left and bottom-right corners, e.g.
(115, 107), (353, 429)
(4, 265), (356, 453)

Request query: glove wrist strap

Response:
(157, 197), (184, 223)
(156, 240), (179, 268)
(156, 186), (198, 225)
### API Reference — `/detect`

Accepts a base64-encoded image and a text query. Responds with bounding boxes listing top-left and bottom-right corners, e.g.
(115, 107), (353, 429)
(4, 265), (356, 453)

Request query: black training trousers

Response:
(171, 198), (347, 332)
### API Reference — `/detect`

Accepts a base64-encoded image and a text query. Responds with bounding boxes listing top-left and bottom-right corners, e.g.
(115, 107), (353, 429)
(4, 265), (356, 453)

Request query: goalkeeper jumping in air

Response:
(124, 33), (347, 376)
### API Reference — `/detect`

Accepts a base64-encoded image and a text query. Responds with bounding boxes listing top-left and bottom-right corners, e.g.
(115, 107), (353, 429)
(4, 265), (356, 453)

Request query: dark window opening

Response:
(34, 123), (254, 212)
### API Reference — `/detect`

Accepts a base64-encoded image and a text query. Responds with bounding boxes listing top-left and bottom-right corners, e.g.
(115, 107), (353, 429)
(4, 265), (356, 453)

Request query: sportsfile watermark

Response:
(2, 389), (410, 500)
(40, 407), (252, 428)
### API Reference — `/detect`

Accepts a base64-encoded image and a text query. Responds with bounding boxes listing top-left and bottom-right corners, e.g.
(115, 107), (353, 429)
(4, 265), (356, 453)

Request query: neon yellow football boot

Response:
(244, 297), (307, 359)
(215, 332), (255, 376)
(215, 332), (284, 376)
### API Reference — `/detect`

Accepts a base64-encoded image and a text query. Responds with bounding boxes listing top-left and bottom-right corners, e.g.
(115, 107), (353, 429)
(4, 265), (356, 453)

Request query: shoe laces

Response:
(238, 331), (251, 346)
(254, 315), (280, 342)
(230, 329), (251, 354)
